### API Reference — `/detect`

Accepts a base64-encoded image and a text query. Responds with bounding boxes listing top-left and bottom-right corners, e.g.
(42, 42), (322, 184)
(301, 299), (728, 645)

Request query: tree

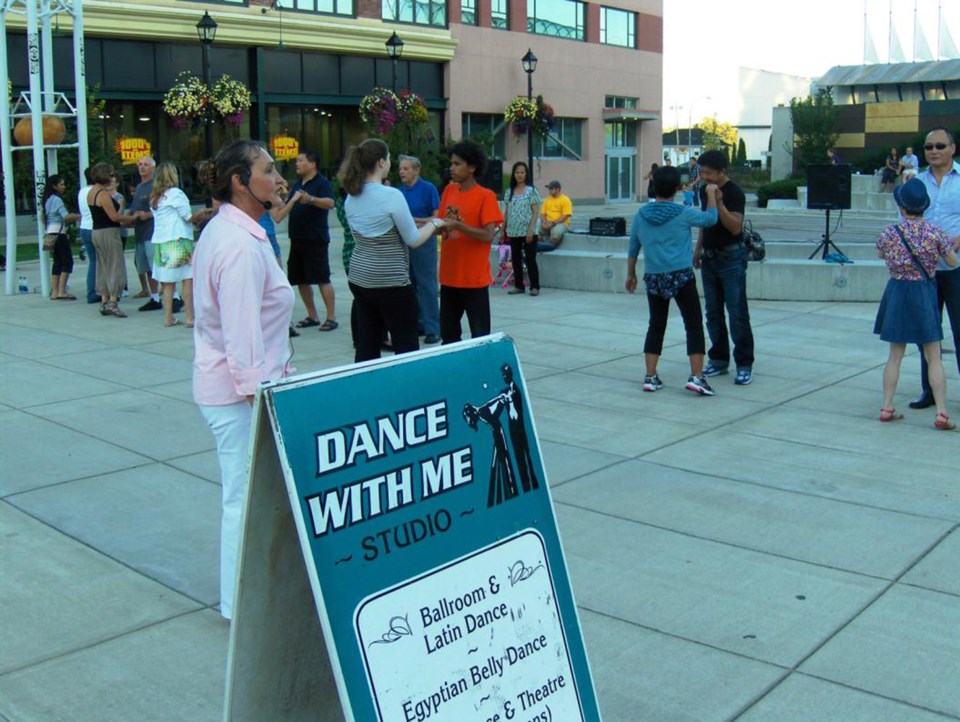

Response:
(737, 138), (747, 163)
(696, 116), (737, 150)
(790, 89), (839, 169)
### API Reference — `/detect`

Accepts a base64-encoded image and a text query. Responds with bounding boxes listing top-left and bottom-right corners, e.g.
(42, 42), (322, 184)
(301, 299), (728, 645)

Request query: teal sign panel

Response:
(266, 335), (601, 722)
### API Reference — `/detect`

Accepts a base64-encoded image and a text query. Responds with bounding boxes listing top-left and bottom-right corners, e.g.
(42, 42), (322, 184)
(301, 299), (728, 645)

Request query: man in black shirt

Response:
(275, 151), (337, 331)
(693, 150), (755, 385)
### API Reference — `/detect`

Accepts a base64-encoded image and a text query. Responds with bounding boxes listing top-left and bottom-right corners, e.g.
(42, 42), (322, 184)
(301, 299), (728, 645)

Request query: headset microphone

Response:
(240, 169), (273, 210)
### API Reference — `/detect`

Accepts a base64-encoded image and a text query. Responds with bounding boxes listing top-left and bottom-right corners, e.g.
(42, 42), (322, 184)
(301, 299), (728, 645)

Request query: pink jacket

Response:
(192, 203), (295, 406)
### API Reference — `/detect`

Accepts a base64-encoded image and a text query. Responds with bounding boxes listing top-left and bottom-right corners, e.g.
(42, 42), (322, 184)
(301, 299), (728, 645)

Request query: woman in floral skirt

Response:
(148, 162), (196, 327)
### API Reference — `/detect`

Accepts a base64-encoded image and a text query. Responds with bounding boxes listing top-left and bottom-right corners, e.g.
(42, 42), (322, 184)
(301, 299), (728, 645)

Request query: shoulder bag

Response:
(893, 225), (932, 281)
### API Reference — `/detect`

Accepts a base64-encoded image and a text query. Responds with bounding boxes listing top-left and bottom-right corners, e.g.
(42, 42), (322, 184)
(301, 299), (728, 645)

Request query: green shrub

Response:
(756, 177), (804, 208)
(730, 167), (770, 192)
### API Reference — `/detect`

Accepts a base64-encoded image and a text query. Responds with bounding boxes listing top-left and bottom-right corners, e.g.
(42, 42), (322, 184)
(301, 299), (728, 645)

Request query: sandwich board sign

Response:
(224, 334), (601, 722)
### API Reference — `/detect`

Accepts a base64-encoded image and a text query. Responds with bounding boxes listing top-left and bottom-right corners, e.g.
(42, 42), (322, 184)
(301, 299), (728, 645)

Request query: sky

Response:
(661, 0), (958, 126)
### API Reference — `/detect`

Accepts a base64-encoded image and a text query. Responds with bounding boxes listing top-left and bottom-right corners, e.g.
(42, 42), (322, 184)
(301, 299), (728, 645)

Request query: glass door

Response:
(605, 151), (635, 202)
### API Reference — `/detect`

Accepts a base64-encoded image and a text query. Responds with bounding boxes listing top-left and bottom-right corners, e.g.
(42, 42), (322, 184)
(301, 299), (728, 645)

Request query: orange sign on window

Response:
(271, 135), (299, 161)
(114, 136), (153, 165)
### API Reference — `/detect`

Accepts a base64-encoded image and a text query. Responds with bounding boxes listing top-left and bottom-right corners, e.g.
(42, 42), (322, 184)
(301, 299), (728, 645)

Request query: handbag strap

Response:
(893, 225), (931, 281)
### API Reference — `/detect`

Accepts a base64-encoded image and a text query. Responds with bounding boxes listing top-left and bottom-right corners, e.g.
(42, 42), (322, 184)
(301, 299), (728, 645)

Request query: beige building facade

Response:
(4, 0), (663, 204)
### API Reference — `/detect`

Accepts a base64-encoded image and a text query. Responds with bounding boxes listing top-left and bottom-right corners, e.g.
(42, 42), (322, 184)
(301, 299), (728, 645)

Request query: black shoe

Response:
(289, 325), (300, 338)
(423, 334), (441, 345)
(138, 299), (163, 312)
(172, 298), (184, 313)
(909, 392), (934, 409)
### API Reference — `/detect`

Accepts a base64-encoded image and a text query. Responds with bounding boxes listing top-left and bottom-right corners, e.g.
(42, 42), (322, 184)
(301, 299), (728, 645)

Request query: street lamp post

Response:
(196, 11), (218, 160)
(687, 96), (711, 159)
(521, 49), (537, 185)
(385, 32), (404, 92)
(669, 104), (683, 164)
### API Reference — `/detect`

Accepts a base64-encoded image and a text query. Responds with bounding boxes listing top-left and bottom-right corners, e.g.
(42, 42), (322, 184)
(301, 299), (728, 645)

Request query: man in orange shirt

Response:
(438, 139), (503, 343)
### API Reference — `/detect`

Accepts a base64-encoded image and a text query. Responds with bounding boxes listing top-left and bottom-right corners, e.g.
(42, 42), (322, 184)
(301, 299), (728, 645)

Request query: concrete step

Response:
(555, 232), (630, 254)
(765, 241), (878, 261)
(534, 249), (888, 302)
(553, 236), (878, 261)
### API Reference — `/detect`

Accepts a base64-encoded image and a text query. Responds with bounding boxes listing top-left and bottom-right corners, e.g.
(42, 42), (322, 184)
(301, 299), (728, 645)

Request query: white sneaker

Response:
(685, 375), (715, 396)
(643, 374), (663, 392)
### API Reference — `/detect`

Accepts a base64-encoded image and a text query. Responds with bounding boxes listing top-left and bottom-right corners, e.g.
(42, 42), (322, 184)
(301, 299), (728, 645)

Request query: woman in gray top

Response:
(42, 174), (80, 300)
(338, 138), (448, 363)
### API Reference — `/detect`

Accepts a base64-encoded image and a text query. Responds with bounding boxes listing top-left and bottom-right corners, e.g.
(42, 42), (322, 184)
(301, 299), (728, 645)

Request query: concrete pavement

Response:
(1, 219), (958, 721)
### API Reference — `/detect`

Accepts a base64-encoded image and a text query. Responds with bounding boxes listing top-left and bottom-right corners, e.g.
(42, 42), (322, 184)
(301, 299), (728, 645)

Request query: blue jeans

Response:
(920, 268), (960, 395)
(700, 243), (754, 370)
(80, 229), (98, 303)
(409, 236), (439, 336)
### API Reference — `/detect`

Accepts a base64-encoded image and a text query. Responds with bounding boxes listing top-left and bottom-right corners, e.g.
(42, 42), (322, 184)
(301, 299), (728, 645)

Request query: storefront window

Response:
(97, 100), (251, 202)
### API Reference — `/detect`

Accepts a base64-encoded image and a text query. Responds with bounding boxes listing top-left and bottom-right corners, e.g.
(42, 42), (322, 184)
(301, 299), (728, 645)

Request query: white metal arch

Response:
(1, 0), (87, 296)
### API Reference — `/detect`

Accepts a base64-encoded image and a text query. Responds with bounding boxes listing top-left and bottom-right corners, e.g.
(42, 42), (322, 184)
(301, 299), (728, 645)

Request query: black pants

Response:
(643, 276), (705, 357)
(508, 236), (539, 290)
(440, 285), (490, 344)
(349, 282), (419, 362)
(51, 233), (74, 275)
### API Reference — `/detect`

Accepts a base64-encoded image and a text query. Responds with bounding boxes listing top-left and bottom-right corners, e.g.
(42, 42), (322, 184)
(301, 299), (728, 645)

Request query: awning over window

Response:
(602, 108), (659, 122)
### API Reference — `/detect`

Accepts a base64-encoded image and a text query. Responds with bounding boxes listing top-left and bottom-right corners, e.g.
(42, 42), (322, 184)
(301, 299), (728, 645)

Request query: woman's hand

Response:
(525, 231), (533, 243)
(625, 274), (637, 294)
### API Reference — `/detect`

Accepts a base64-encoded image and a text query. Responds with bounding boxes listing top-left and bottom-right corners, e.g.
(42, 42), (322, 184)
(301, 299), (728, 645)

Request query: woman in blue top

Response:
(502, 161), (540, 295)
(627, 165), (719, 395)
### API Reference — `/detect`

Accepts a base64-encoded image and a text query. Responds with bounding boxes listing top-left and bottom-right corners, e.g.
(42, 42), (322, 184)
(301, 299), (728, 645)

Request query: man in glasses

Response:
(910, 128), (960, 409)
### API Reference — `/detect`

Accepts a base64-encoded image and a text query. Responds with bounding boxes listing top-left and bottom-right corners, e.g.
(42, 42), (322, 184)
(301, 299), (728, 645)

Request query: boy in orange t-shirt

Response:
(437, 139), (504, 343)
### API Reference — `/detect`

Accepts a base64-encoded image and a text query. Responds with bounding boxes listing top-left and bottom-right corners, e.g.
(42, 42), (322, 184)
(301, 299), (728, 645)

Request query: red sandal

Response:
(879, 408), (903, 422)
(934, 412), (956, 430)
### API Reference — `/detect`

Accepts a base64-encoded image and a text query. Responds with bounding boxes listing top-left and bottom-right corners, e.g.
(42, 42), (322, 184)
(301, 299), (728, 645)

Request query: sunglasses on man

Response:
(924, 143), (951, 151)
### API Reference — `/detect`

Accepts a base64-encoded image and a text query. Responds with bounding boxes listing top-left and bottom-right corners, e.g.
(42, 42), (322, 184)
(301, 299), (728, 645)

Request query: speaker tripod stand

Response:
(808, 207), (845, 260)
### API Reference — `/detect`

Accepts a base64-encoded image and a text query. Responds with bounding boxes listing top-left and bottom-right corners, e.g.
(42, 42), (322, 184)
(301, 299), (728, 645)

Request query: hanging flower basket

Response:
(162, 71), (209, 128)
(210, 75), (252, 126)
(396, 90), (428, 125)
(360, 87), (401, 135)
(504, 95), (554, 137)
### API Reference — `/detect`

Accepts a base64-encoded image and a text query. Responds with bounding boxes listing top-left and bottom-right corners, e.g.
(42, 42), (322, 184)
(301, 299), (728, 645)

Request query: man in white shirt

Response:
(900, 146), (919, 181)
(910, 128), (960, 409)
(77, 167), (99, 304)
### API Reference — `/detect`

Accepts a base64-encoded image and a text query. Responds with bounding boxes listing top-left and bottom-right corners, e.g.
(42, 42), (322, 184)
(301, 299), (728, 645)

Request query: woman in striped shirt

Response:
(339, 138), (448, 362)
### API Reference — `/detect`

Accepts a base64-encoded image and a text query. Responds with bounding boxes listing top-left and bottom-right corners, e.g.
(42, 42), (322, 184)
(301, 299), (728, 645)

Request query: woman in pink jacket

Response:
(192, 140), (294, 621)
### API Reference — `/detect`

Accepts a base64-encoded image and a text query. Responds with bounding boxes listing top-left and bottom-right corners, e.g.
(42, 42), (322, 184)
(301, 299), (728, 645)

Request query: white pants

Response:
(199, 401), (253, 621)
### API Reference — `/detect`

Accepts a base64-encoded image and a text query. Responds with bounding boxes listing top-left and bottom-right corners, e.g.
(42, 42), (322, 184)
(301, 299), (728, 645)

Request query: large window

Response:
(604, 121), (636, 148)
(291, 0), (354, 14)
(605, 95), (638, 109)
(462, 113), (507, 159)
(600, 7), (635, 47)
(536, 117), (583, 159)
(527, 0), (584, 40)
(491, 0), (509, 28)
(383, 0), (446, 26)
(461, 0), (477, 24)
